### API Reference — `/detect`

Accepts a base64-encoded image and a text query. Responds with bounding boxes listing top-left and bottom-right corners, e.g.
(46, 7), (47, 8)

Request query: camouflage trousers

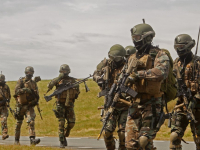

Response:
(56, 101), (75, 142)
(171, 105), (200, 149)
(15, 104), (36, 140)
(125, 97), (163, 150)
(103, 109), (128, 150)
(0, 106), (8, 138)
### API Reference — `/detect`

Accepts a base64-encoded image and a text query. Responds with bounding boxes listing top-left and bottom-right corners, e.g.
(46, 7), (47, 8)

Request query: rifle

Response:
(97, 57), (140, 140)
(32, 76), (43, 120)
(175, 64), (198, 137)
(44, 74), (92, 102)
(0, 88), (15, 119)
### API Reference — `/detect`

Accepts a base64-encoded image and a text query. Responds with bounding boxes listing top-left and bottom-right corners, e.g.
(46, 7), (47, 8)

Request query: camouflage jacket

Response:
(93, 58), (128, 110)
(15, 77), (39, 102)
(0, 84), (11, 104)
(48, 76), (80, 101)
(173, 54), (200, 98)
(127, 46), (170, 100)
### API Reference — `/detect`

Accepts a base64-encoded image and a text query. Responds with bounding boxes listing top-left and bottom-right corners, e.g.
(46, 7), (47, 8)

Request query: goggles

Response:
(109, 55), (123, 62)
(131, 31), (155, 42)
(174, 44), (185, 50)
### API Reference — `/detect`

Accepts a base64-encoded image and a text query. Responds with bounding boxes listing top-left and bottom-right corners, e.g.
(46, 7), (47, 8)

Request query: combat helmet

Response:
(0, 72), (5, 85)
(130, 22), (155, 51)
(108, 44), (126, 62)
(174, 34), (195, 56)
(25, 66), (34, 78)
(59, 64), (70, 75)
(125, 45), (136, 58)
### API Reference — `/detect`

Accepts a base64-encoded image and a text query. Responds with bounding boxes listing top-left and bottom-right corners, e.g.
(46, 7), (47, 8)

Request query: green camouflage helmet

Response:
(174, 34), (195, 56)
(108, 44), (126, 62)
(25, 66), (34, 75)
(131, 23), (155, 44)
(0, 73), (5, 82)
(125, 45), (136, 57)
(59, 64), (70, 74)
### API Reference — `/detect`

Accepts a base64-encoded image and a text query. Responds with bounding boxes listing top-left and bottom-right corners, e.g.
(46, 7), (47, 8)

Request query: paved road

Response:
(0, 136), (196, 150)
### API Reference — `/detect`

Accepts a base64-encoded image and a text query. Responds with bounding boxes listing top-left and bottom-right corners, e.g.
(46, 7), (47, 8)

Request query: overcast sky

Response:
(0, 0), (200, 81)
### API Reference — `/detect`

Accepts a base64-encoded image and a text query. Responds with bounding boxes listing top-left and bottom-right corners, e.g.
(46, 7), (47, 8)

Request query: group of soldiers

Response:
(0, 64), (79, 148)
(93, 22), (200, 150)
(0, 21), (200, 150)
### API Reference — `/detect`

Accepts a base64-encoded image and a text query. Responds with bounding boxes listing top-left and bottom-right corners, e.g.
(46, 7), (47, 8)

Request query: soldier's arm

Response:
(137, 50), (170, 81)
(15, 79), (23, 95)
(7, 85), (11, 101)
(93, 58), (106, 82)
(47, 75), (63, 90)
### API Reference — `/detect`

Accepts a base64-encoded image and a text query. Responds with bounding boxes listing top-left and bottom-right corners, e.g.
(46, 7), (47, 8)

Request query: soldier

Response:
(169, 34), (200, 150)
(47, 64), (80, 148)
(125, 46), (137, 60)
(0, 73), (11, 140)
(124, 23), (170, 150)
(14, 66), (40, 145)
(93, 44), (130, 150)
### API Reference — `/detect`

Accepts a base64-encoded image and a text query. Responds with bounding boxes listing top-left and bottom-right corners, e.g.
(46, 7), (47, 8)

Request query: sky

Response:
(0, 0), (200, 81)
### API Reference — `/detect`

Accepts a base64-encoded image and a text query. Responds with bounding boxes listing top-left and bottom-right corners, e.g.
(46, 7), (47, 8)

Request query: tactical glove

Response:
(125, 72), (138, 86)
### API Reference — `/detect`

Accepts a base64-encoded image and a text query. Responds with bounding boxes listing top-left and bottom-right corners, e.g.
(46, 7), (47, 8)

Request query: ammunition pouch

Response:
(58, 88), (78, 100)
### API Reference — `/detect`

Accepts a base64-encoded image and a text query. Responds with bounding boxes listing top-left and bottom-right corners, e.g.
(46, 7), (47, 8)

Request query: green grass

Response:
(5, 79), (193, 141)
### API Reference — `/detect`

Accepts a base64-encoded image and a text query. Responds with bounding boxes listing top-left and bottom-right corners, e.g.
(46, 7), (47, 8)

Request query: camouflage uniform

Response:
(14, 66), (40, 145)
(94, 57), (128, 150)
(48, 74), (80, 146)
(170, 55), (200, 150)
(125, 47), (170, 150)
(0, 83), (11, 140)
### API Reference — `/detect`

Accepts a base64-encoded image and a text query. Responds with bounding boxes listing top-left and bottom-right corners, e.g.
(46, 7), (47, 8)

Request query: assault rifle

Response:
(175, 64), (198, 137)
(97, 57), (140, 140)
(33, 76), (43, 120)
(44, 74), (92, 102)
(0, 88), (15, 118)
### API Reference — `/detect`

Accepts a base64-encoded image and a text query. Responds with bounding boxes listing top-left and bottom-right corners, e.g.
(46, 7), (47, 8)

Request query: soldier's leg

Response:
(125, 103), (141, 150)
(192, 108), (200, 150)
(103, 110), (118, 150)
(26, 107), (40, 145)
(14, 105), (26, 144)
(56, 103), (66, 148)
(170, 112), (188, 150)
(138, 99), (163, 150)
(117, 110), (128, 150)
(1, 106), (9, 140)
(65, 103), (75, 137)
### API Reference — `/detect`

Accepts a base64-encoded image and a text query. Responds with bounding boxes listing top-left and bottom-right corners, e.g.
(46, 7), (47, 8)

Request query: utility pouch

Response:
(17, 94), (28, 105)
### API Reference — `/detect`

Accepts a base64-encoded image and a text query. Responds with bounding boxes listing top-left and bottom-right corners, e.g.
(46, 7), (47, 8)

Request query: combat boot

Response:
(2, 134), (9, 140)
(30, 136), (40, 145)
(63, 137), (68, 146)
(60, 141), (65, 148)
(14, 139), (20, 145)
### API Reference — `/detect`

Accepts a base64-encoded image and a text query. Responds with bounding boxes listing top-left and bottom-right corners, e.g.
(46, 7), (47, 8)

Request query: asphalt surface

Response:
(0, 136), (196, 150)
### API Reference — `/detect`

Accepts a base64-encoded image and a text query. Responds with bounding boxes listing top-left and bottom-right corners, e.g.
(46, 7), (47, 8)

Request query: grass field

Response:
(5, 79), (193, 142)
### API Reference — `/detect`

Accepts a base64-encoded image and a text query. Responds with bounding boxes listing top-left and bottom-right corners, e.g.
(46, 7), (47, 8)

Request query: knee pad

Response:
(59, 119), (65, 129)
(170, 132), (181, 149)
(104, 129), (113, 138)
(67, 122), (75, 129)
(138, 136), (148, 149)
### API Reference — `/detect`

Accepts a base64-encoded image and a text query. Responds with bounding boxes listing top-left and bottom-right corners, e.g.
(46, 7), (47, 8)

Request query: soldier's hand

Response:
(125, 72), (138, 86)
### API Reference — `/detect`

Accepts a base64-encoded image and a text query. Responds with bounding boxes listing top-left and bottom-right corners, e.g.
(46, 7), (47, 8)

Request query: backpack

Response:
(160, 49), (177, 102)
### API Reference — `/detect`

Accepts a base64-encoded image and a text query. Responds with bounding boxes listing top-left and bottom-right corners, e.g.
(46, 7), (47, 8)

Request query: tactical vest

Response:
(56, 77), (79, 103)
(174, 56), (200, 95)
(0, 84), (10, 101)
(17, 78), (37, 105)
(129, 52), (163, 98)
